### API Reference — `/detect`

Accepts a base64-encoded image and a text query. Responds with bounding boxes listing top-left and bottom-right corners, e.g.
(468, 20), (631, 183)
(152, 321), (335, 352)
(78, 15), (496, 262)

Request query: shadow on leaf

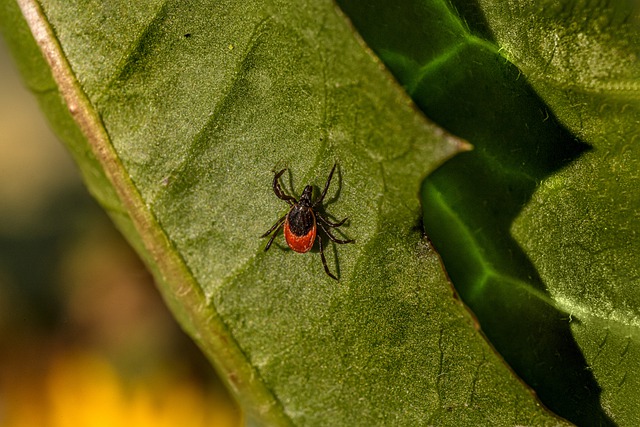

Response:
(337, 0), (615, 424)
(416, 28), (614, 427)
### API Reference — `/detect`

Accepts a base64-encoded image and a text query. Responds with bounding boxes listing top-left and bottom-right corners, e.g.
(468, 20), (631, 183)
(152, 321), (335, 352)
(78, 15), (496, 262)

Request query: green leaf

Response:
(336, 0), (639, 425)
(1, 0), (572, 425)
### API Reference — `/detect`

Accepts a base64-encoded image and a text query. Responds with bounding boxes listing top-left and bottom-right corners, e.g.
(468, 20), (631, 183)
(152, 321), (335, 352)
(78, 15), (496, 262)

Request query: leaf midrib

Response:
(17, 0), (291, 424)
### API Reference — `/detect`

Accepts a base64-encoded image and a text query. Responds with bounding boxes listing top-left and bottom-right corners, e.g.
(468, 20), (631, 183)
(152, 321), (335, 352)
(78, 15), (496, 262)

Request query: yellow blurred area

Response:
(0, 28), (241, 427)
(2, 349), (239, 427)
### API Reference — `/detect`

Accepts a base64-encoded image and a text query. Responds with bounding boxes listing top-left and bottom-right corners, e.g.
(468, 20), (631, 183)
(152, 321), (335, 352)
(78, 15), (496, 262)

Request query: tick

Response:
(261, 163), (354, 280)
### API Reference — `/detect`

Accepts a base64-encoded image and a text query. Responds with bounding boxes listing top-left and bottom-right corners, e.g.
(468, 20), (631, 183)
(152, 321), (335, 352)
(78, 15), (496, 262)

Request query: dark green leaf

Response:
(336, 0), (639, 425)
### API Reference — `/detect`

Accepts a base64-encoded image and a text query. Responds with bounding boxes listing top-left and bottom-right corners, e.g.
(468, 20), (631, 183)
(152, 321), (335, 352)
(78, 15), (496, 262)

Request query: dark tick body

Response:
(261, 163), (354, 280)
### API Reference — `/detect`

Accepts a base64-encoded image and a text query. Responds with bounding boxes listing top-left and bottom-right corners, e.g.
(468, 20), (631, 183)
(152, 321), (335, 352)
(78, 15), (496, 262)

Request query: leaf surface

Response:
(0, 0), (572, 425)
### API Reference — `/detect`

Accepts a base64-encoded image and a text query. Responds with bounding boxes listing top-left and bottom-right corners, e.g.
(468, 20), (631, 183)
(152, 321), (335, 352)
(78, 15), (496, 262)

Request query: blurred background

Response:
(0, 37), (241, 427)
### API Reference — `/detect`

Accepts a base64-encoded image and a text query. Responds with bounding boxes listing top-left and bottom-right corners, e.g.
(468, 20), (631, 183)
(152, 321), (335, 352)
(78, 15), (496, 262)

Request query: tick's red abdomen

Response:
(284, 209), (317, 253)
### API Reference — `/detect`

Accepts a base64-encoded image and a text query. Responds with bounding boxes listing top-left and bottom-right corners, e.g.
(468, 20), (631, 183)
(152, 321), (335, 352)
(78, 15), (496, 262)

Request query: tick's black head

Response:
(299, 185), (313, 207)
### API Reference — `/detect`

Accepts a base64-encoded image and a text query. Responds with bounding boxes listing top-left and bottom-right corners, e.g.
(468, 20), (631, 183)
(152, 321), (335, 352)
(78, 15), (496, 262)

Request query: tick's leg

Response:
(261, 214), (287, 238)
(318, 221), (354, 245)
(261, 214), (287, 251)
(318, 236), (338, 280)
(273, 169), (297, 205)
(313, 163), (336, 207)
(316, 212), (348, 228)
(264, 224), (283, 251)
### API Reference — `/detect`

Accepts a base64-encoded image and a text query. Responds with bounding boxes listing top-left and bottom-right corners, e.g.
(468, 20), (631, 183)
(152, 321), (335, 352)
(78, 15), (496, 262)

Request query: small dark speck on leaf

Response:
(184, 33), (192, 38)
(411, 215), (426, 237)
